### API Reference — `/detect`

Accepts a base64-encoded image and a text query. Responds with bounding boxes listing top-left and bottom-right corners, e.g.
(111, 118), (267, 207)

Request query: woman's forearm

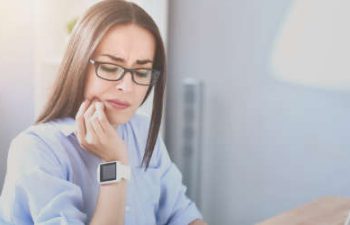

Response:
(89, 181), (127, 225)
(190, 219), (208, 225)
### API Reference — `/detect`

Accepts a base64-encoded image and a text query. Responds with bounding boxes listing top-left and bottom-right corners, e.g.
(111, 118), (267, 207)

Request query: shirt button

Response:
(126, 205), (131, 212)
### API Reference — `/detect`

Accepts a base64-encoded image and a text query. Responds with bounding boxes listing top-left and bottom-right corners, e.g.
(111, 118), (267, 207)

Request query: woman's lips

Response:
(105, 99), (131, 110)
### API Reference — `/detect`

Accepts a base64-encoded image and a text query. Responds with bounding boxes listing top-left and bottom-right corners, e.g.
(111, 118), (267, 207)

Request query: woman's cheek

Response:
(105, 107), (114, 124)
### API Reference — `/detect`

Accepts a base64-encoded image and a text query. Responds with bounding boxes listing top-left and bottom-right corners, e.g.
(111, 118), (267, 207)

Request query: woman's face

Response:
(84, 24), (156, 126)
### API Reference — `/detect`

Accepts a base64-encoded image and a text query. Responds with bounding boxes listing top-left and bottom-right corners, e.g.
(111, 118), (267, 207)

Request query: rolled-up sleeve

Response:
(155, 138), (203, 225)
(0, 132), (87, 225)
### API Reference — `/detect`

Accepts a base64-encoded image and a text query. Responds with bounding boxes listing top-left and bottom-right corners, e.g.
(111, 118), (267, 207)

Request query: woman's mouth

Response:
(105, 99), (131, 110)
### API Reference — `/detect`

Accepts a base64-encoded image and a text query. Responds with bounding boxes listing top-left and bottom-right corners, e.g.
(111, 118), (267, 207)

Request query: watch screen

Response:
(100, 162), (117, 182)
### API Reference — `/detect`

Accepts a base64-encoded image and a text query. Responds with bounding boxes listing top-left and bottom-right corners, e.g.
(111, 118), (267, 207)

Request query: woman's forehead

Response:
(94, 24), (156, 63)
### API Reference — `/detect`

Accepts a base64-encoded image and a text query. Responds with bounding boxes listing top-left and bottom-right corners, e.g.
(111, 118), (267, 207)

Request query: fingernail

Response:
(81, 99), (90, 108)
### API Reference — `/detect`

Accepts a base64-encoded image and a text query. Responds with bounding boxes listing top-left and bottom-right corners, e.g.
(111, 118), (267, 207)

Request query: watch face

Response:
(100, 162), (117, 182)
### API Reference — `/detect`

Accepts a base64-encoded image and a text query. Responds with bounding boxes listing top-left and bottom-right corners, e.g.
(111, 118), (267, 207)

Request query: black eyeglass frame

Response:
(89, 59), (160, 86)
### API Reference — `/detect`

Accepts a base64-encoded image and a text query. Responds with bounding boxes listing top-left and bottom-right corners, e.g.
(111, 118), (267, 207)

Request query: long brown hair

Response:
(36, 0), (166, 169)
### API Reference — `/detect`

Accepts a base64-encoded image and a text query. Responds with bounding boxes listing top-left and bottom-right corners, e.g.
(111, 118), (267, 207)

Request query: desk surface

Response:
(257, 197), (350, 225)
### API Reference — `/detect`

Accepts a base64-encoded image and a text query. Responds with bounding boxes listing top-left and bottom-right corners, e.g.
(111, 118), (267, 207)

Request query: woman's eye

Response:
(135, 70), (150, 77)
(100, 64), (120, 73)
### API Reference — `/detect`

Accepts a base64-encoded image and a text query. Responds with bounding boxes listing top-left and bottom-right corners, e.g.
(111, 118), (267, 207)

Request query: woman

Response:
(0, 1), (207, 224)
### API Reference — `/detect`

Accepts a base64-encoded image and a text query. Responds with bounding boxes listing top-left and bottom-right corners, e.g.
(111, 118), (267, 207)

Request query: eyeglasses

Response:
(89, 59), (160, 86)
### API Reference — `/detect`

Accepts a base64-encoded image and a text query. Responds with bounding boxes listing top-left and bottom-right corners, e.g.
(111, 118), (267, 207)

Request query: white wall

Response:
(0, 1), (36, 191)
(34, 0), (99, 117)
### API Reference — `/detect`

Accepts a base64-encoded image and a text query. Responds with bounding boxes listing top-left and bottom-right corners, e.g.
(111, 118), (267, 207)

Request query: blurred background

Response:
(1, 0), (350, 224)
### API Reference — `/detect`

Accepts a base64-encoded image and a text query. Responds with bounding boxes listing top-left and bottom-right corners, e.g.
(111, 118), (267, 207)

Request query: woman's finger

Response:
(91, 103), (105, 137)
(84, 101), (99, 144)
(96, 102), (114, 133)
(85, 119), (98, 145)
(75, 99), (90, 119)
(75, 99), (91, 144)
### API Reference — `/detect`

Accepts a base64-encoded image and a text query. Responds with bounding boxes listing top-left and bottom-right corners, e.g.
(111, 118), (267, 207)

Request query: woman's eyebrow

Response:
(100, 54), (124, 62)
(136, 59), (153, 65)
(100, 54), (153, 65)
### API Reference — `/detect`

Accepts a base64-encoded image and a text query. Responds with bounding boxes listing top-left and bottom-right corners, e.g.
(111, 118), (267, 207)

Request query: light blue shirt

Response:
(0, 114), (202, 224)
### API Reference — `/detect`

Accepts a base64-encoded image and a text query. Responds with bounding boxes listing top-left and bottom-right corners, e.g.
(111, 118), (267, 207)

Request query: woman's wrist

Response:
(102, 148), (129, 164)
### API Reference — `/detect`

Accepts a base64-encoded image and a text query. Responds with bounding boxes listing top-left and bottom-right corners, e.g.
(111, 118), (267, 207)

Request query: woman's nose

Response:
(115, 71), (134, 91)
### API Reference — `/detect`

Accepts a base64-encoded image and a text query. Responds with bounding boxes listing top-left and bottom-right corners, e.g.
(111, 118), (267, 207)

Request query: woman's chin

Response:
(106, 111), (131, 127)
(110, 118), (128, 127)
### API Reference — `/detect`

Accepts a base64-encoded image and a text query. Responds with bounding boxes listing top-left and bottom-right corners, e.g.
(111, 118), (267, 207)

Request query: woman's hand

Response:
(75, 99), (128, 164)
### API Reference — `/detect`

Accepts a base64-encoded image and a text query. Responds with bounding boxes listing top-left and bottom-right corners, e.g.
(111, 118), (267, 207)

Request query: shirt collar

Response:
(54, 117), (125, 137)
(53, 117), (76, 137)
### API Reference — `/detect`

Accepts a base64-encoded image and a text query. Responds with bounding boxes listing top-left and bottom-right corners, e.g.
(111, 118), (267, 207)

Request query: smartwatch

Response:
(97, 161), (131, 184)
